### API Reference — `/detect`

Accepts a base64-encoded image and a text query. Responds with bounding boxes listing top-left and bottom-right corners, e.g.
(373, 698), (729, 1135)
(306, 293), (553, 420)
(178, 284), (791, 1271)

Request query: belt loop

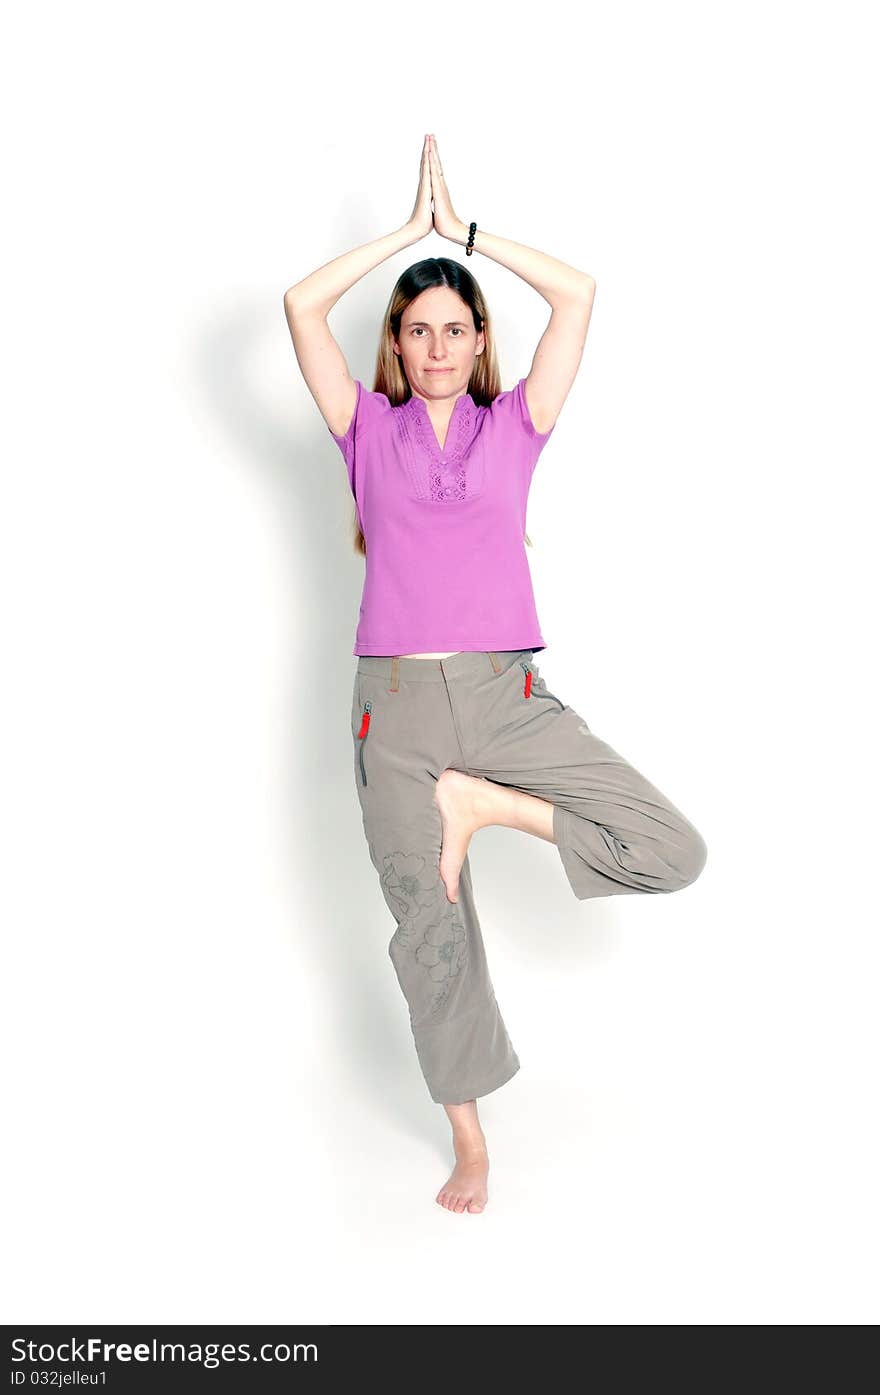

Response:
(487, 651), (501, 674)
(389, 656), (400, 692)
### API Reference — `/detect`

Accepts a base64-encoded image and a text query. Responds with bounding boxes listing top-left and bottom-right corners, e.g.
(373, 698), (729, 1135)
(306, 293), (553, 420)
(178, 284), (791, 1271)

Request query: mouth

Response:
(425, 369), (453, 374)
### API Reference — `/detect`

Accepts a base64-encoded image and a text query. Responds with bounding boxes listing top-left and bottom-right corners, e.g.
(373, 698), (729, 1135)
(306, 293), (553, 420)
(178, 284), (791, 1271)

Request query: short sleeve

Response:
(489, 376), (556, 481)
(327, 379), (393, 495)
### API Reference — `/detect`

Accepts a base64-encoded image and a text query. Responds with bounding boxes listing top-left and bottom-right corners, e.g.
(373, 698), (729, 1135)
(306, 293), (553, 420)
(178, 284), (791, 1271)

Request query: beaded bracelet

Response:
(465, 221), (477, 256)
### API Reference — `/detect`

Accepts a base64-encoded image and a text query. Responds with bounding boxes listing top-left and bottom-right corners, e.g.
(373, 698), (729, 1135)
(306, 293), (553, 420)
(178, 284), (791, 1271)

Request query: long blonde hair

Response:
(352, 257), (533, 555)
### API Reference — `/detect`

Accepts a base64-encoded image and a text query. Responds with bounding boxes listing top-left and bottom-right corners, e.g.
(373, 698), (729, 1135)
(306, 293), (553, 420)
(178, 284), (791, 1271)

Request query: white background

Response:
(3, 0), (878, 1325)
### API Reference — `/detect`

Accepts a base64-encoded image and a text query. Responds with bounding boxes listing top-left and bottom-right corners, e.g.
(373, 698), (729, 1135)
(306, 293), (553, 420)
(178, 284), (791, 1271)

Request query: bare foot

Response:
(432, 769), (487, 903)
(436, 1142), (489, 1214)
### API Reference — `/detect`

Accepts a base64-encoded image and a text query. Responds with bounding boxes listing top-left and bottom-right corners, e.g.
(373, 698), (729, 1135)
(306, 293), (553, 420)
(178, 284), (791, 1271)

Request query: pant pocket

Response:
(355, 696), (373, 785)
(517, 658), (565, 712)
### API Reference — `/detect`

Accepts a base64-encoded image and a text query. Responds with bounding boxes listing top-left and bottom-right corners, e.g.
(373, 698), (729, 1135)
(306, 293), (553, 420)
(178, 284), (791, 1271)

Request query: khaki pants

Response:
(351, 649), (707, 1105)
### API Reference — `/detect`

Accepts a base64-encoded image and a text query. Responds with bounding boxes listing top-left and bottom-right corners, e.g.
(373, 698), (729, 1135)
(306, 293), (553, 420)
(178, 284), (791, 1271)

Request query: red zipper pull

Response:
(520, 661), (533, 697)
(357, 700), (372, 739)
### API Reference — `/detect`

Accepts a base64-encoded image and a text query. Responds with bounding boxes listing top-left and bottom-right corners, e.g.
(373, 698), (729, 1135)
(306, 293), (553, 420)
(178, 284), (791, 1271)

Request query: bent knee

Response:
(669, 825), (708, 891)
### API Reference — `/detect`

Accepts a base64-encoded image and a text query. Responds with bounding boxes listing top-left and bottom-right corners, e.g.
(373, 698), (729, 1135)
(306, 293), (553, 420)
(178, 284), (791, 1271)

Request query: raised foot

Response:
(436, 1145), (489, 1213)
(432, 768), (486, 903)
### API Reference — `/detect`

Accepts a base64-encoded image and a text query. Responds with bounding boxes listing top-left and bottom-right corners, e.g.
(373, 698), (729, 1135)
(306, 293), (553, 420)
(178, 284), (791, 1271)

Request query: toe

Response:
(446, 882), (459, 903)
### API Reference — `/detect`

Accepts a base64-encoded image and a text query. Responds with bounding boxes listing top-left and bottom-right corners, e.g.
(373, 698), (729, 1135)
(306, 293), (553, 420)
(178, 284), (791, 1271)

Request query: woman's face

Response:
(394, 286), (484, 401)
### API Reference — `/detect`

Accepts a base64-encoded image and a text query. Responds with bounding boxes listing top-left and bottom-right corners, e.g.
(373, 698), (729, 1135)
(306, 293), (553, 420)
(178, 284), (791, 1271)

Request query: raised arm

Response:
(426, 135), (596, 435)
(283, 137), (434, 438)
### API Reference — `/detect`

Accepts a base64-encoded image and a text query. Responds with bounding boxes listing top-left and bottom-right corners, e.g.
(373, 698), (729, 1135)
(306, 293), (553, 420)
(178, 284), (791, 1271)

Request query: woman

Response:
(283, 135), (707, 1215)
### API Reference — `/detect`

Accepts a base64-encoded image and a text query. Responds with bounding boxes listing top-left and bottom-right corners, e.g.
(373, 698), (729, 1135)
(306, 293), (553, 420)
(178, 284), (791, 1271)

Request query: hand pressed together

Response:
(406, 134), (464, 243)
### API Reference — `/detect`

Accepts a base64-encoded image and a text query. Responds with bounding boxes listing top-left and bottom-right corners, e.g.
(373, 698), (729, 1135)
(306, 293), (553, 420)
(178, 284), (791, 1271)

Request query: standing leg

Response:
(351, 663), (521, 1107)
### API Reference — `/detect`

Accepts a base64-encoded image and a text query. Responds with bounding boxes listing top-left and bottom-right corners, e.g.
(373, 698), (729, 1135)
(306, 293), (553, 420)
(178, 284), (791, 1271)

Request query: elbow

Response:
(283, 284), (312, 314)
(283, 288), (326, 320)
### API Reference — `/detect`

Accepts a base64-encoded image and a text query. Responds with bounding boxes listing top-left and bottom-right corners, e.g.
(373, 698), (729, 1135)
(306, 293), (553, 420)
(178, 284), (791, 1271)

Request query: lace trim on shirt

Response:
(406, 395), (476, 502)
(428, 461), (467, 502)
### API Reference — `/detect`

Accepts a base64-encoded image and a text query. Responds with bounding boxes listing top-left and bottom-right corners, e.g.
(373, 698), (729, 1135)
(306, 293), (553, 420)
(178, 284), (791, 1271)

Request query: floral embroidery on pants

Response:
(379, 851), (469, 1013)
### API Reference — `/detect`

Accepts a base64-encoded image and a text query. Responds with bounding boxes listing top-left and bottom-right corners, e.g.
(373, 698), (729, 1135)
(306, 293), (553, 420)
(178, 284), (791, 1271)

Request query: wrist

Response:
(401, 220), (428, 245)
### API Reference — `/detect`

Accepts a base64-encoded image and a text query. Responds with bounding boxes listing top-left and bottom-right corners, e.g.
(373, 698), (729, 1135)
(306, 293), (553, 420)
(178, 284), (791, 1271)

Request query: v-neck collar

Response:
(404, 389), (474, 460)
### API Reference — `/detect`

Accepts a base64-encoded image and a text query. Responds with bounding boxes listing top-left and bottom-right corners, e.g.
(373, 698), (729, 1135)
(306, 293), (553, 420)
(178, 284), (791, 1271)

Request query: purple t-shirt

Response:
(329, 377), (555, 656)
